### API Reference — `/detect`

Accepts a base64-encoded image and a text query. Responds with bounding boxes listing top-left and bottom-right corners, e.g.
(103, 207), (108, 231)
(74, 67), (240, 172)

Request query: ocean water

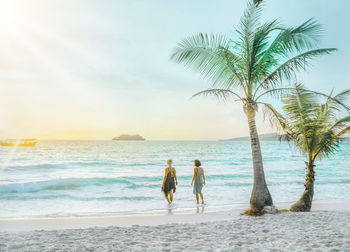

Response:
(0, 140), (349, 218)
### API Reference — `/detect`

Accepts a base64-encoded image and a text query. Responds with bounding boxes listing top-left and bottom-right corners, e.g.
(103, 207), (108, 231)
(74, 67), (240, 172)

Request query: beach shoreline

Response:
(1, 199), (349, 232)
(1, 200), (350, 251)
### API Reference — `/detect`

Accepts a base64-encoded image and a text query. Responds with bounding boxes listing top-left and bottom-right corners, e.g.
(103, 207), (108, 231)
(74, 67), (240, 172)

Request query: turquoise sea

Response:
(0, 140), (349, 218)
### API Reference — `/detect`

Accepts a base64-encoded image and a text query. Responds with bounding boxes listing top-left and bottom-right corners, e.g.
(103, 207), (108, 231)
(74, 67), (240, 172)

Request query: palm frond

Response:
(331, 116), (350, 130)
(260, 102), (288, 136)
(192, 88), (242, 102)
(170, 33), (244, 89)
(235, 1), (264, 84)
(334, 125), (350, 139)
(313, 125), (350, 160)
(314, 129), (338, 159)
(260, 48), (337, 88)
(281, 85), (321, 155)
(279, 18), (323, 53)
(254, 83), (309, 101)
(239, 1), (262, 39)
(284, 85), (319, 120)
(327, 89), (350, 112)
(255, 18), (323, 76)
(249, 19), (281, 84)
(310, 89), (350, 112)
(333, 89), (350, 102)
(254, 86), (292, 101)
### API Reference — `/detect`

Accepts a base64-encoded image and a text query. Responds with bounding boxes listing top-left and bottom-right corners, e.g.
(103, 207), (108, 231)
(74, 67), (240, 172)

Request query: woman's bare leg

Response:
(200, 192), (204, 204)
(169, 190), (173, 203)
(163, 192), (170, 203)
(195, 194), (199, 204)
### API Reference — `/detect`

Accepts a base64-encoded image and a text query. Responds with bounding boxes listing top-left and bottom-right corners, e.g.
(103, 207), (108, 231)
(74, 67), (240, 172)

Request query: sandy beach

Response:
(1, 201), (350, 251)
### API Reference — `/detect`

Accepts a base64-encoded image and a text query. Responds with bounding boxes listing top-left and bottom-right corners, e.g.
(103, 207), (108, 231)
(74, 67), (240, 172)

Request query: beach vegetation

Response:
(266, 84), (350, 211)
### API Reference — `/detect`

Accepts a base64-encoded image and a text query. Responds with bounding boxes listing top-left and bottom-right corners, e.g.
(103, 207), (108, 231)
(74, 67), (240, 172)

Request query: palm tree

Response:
(265, 84), (350, 211)
(170, 2), (336, 214)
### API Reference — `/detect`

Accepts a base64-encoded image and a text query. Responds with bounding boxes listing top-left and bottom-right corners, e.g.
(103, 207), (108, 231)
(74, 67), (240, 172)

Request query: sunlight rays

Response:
(0, 141), (19, 172)
(0, 1), (106, 97)
(0, 1), (115, 141)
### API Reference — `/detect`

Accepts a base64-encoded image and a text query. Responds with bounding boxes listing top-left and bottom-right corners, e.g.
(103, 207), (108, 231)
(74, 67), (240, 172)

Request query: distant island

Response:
(112, 134), (145, 141)
(221, 133), (288, 141)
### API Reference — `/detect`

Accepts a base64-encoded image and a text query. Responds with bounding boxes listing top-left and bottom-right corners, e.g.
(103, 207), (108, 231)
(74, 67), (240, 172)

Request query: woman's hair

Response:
(194, 160), (201, 167)
(167, 159), (174, 176)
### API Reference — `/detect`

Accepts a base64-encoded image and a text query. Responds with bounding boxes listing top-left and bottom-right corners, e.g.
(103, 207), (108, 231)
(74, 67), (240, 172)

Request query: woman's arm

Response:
(174, 169), (178, 185)
(162, 169), (168, 188)
(202, 168), (205, 185)
(191, 168), (197, 186)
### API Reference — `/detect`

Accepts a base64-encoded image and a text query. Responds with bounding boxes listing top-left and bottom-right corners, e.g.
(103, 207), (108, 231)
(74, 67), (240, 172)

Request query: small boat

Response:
(0, 139), (38, 147)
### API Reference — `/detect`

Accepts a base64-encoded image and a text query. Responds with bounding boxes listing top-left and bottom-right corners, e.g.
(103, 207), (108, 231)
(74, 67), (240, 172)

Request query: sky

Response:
(0, 0), (349, 140)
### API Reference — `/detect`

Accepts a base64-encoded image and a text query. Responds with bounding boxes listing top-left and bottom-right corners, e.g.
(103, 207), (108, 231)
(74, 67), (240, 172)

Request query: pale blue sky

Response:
(0, 0), (349, 140)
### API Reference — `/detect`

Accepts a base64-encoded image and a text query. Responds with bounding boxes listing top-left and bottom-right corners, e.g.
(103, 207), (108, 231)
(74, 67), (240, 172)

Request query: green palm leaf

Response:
(170, 33), (244, 89)
(269, 87), (350, 161)
(192, 88), (242, 102)
(260, 102), (288, 136)
(254, 18), (323, 81)
(261, 48), (337, 88)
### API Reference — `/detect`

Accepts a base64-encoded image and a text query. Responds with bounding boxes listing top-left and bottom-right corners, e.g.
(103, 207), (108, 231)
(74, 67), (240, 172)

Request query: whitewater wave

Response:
(5, 161), (165, 171)
(1, 175), (349, 195)
(0, 177), (160, 193)
(0, 194), (155, 201)
(0, 174), (249, 194)
(5, 162), (119, 171)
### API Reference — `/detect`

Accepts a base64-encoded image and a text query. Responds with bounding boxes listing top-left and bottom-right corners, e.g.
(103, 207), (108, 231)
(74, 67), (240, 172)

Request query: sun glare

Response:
(0, 0), (112, 140)
(0, 1), (21, 31)
(0, 141), (19, 172)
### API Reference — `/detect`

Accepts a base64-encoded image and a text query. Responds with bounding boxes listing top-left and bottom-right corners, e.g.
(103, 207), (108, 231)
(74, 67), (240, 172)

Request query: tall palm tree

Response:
(170, 2), (336, 214)
(264, 84), (350, 211)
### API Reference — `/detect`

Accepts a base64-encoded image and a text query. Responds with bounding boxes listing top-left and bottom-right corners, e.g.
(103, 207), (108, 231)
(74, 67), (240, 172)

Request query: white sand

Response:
(1, 201), (350, 251)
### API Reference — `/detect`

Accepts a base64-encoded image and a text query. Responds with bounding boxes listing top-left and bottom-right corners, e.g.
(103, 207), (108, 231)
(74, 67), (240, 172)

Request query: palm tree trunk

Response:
(246, 113), (273, 214)
(290, 161), (315, 212)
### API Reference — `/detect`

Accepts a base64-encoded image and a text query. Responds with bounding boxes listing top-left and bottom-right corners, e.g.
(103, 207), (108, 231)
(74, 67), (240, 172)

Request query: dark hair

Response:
(194, 160), (201, 167)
